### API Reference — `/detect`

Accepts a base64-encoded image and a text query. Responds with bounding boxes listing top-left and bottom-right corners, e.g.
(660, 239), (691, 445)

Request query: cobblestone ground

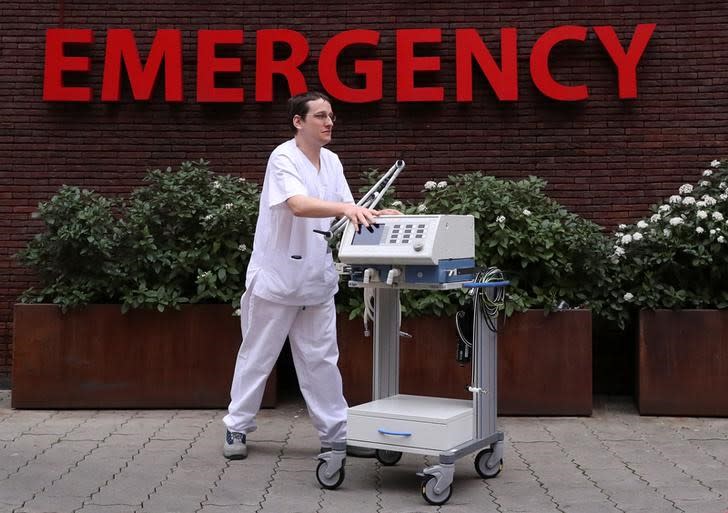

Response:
(1, 391), (727, 513)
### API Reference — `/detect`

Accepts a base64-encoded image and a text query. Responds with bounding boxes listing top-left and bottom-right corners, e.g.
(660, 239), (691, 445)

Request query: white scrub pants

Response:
(223, 286), (348, 446)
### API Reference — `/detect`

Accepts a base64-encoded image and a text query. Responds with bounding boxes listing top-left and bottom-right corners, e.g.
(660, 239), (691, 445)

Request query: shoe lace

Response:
(229, 431), (245, 443)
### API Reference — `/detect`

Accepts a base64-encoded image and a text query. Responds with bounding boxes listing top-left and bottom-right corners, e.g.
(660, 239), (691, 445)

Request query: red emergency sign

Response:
(42, 24), (656, 103)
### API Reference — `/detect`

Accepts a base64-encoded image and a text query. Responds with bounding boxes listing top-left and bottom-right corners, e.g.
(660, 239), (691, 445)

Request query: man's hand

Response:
(343, 204), (379, 228)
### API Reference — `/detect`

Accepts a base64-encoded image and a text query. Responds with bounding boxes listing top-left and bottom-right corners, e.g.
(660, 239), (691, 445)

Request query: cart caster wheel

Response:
(475, 448), (503, 479)
(375, 449), (402, 466)
(421, 475), (453, 506)
(316, 459), (345, 489)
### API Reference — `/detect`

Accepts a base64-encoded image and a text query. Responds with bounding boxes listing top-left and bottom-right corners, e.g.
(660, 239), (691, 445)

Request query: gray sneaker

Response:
(223, 430), (247, 460)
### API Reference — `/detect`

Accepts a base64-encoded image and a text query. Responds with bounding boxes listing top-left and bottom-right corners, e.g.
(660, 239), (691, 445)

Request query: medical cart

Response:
(316, 211), (508, 506)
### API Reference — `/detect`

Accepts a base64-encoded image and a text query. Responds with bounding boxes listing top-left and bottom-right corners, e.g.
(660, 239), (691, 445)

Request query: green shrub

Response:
(18, 187), (124, 307)
(610, 159), (728, 323)
(336, 172), (614, 319)
(18, 159), (260, 312)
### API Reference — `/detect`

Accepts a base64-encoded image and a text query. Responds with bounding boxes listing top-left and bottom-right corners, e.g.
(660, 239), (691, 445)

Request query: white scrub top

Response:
(246, 138), (354, 306)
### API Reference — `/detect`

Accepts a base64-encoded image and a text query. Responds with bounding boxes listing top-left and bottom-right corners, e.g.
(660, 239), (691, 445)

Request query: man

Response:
(223, 91), (398, 459)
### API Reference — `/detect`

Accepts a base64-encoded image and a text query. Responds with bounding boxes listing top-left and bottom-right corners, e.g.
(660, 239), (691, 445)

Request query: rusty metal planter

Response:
(337, 309), (592, 415)
(12, 304), (276, 409)
(638, 309), (728, 416)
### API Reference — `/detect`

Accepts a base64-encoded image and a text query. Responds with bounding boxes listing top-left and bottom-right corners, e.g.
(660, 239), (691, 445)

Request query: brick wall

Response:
(1, 1), (727, 379)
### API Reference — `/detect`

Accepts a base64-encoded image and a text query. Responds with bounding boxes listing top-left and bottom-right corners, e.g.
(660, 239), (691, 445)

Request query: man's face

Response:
(294, 98), (335, 146)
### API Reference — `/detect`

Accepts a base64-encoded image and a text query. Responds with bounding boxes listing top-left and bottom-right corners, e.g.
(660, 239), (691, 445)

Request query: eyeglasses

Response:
(308, 112), (336, 122)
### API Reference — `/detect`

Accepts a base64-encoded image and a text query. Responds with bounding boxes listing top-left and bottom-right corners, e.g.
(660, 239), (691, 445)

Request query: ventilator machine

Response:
(314, 160), (509, 506)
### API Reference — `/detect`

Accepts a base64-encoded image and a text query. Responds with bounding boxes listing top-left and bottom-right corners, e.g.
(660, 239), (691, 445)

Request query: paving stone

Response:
(0, 413), (56, 441)
(559, 501), (622, 513)
(655, 483), (722, 502)
(15, 493), (87, 513)
(501, 418), (552, 442)
(198, 505), (257, 513)
(0, 434), (58, 477)
(608, 488), (683, 511)
(585, 467), (649, 488)
(486, 481), (560, 512)
(543, 483), (608, 504)
(318, 463), (378, 512)
(2, 395), (728, 513)
(260, 467), (323, 513)
(64, 415), (134, 441)
(204, 462), (271, 507)
(153, 416), (212, 440)
(677, 499), (728, 513)
(78, 505), (137, 513)
(113, 417), (171, 436)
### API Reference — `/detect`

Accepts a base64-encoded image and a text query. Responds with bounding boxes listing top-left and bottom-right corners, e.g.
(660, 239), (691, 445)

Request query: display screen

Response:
(351, 223), (384, 245)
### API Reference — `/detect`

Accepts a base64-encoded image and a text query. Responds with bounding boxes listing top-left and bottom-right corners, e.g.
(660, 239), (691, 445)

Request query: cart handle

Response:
(377, 428), (412, 437)
(463, 281), (511, 288)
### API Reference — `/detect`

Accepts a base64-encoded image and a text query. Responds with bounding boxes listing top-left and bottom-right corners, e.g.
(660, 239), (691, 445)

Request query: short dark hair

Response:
(287, 91), (332, 133)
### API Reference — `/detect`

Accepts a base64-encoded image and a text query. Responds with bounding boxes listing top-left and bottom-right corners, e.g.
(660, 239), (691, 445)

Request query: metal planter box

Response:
(638, 309), (728, 416)
(12, 304), (276, 409)
(337, 309), (592, 416)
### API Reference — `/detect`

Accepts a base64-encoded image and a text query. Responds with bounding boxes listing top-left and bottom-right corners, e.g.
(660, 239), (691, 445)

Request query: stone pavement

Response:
(1, 390), (727, 513)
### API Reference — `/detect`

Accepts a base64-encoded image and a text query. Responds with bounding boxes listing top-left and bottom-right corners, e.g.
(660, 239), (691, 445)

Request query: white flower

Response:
(624, 292), (634, 301)
(669, 217), (684, 226)
(703, 169), (713, 177)
(721, 193), (728, 201)
(632, 232), (643, 241)
(416, 203), (427, 213)
(659, 205), (671, 213)
(203, 214), (214, 221)
(682, 196), (695, 206)
(618, 224), (627, 230)
(615, 232), (624, 238)
(719, 236), (726, 243)
(713, 212), (724, 221)
(700, 180), (710, 187)
(621, 234), (633, 245)
(496, 215), (506, 224)
(212, 181), (222, 189)
(637, 220), (649, 229)
(679, 184), (693, 195)
(223, 203), (233, 210)
(703, 195), (717, 206)
(238, 244), (247, 252)
(522, 208), (532, 216)
(614, 246), (626, 256)
(720, 182), (727, 190)
(650, 214), (660, 223)
(663, 228), (671, 237)
(711, 159), (721, 168)
(239, 177), (246, 182)
(437, 181), (448, 189)
(198, 271), (212, 280)
(669, 195), (682, 204)
(696, 201), (706, 208)
(424, 181), (437, 190)
(233, 308), (241, 316)
(710, 229), (716, 235)
(391, 200), (404, 208)
(697, 210), (708, 219)
(696, 226), (705, 234)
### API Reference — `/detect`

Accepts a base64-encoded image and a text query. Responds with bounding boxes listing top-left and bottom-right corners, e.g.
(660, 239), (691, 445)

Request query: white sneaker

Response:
(223, 430), (247, 460)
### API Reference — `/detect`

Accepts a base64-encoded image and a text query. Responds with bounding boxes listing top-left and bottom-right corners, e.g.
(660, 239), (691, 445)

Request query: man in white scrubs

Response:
(223, 91), (398, 459)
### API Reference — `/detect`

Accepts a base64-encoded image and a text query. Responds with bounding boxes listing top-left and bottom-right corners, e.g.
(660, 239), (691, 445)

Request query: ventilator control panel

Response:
(339, 215), (474, 266)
